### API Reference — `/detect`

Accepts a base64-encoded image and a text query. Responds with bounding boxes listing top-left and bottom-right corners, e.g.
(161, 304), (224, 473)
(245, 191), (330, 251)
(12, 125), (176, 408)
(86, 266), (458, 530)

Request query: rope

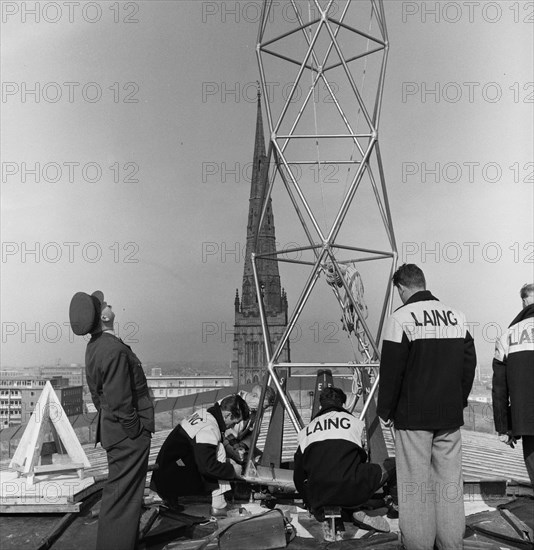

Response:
(308, 1), (328, 232)
(324, 261), (373, 367)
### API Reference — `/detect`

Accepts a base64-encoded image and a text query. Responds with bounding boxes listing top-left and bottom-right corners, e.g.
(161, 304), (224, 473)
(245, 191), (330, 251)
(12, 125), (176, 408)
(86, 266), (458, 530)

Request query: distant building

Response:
(232, 91), (290, 386)
(39, 365), (85, 388)
(0, 365), (85, 389)
(146, 375), (234, 400)
(0, 376), (83, 428)
(56, 385), (84, 418)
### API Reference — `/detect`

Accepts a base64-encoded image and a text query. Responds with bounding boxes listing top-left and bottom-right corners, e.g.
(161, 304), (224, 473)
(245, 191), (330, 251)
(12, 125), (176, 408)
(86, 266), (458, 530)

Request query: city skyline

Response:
(1, 1), (533, 372)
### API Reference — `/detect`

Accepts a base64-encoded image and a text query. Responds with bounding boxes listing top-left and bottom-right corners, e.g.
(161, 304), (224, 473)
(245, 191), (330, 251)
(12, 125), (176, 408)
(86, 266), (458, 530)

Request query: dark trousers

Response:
(96, 431), (151, 550)
(523, 435), (534, 486)
(311, 458), (395, 522)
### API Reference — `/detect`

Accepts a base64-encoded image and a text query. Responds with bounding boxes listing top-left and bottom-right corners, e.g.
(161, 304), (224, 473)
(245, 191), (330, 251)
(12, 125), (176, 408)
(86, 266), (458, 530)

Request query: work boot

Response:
(352, 511), (390, 533)
(384, 494), (399, 519)
(321, 520), (343, 542)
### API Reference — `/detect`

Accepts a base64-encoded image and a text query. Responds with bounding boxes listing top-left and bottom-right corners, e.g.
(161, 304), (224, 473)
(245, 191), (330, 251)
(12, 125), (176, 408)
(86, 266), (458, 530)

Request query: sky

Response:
(1, 0), (533, 372)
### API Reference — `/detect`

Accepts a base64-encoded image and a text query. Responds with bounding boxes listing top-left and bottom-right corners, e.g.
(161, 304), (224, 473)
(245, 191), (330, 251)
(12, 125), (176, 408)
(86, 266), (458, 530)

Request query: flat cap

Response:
(69, 291), (104, 335)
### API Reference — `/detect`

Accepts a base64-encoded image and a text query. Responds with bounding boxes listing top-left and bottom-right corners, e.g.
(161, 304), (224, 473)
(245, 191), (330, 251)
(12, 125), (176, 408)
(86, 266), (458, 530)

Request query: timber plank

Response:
(0, 469), (95, 511)
(0, 502), (81, 513)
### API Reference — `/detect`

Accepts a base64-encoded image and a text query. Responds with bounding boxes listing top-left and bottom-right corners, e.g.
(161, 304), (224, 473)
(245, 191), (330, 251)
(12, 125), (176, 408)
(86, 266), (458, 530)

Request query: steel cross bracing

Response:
(245, 0), (397, 478)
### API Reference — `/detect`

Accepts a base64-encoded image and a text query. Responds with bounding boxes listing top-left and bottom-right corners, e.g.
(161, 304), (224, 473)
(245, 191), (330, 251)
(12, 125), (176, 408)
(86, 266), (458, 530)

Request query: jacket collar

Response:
(89, 331), (104, 342)
(398, 289), (438, 310)
(207, 403), (227, 434)
(313, 404), (350, 420)
(89, 331), (117, 343)
(509, 303), (534, 327)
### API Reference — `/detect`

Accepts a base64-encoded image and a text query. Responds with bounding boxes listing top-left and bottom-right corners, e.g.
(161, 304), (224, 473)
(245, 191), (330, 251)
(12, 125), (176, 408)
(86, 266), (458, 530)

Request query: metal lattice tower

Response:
(251, 0), (397, 436)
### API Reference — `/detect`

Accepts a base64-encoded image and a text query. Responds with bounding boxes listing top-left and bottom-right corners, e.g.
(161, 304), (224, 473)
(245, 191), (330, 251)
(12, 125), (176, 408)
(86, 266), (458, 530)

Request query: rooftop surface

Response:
(0, 405), (532, 549)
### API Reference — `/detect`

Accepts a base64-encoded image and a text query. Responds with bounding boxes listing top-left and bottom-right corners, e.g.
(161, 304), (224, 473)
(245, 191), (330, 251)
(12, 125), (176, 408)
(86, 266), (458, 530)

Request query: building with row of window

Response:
(146, 375), (234, 400)
(1, 365), (85, 389)
(0, 376), (83, 428)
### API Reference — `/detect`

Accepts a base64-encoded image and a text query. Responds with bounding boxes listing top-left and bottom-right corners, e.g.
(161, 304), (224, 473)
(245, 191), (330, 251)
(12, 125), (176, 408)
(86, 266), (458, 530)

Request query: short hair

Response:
(319, 386), (347, 409)
(392, 263), (426, 290)
(520, 283), (534, 300)
(220, 394), (250, 421)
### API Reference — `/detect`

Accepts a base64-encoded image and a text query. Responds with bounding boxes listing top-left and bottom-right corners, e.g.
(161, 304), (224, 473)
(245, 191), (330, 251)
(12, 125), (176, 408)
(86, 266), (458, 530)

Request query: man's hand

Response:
(231, 459), (244, 479)
(223, 439), (246, 464)
(499, 433), (517, 448)
(382, 418), (394, 429)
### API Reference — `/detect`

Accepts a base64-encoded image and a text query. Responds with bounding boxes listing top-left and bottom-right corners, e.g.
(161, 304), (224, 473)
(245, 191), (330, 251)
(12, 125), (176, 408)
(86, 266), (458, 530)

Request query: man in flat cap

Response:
(70, 291), (154, 550)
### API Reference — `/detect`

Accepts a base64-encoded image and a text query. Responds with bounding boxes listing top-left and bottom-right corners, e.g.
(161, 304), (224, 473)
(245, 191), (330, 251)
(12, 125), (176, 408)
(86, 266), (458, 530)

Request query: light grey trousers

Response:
(395, 428), (465, 550)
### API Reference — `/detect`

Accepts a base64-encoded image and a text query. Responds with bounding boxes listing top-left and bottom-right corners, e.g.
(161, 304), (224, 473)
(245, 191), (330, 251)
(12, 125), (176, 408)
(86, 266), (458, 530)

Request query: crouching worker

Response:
(293, 387), (395, 542)
(223, 385), (276, 464)
(150, 394), (250, 517)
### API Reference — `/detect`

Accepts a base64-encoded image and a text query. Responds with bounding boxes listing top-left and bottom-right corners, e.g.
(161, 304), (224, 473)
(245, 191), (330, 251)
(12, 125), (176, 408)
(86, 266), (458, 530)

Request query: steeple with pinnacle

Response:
(231, 88), (289, 386)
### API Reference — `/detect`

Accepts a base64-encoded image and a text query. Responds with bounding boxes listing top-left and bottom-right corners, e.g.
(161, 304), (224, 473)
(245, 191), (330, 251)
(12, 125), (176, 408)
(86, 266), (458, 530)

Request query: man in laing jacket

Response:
(377, 264), (476, 550)
(294, 387), (395, 541)
(492, 283), (534, 486)
(151, 394), (249, 516)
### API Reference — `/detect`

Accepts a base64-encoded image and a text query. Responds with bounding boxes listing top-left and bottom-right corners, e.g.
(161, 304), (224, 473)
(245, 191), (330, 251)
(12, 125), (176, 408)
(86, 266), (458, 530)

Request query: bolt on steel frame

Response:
(245, 0), (397, 478)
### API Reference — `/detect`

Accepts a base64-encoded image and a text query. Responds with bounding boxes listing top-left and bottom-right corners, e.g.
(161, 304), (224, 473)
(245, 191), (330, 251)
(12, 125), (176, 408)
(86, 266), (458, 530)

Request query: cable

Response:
(342, 3), (375, 199)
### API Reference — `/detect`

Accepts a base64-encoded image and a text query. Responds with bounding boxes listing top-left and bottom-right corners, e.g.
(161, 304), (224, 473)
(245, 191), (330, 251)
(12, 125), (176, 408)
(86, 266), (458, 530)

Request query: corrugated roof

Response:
(72, 410), (531, 486)
(1, 386), (530, 486)
(257, 411), (530, 485)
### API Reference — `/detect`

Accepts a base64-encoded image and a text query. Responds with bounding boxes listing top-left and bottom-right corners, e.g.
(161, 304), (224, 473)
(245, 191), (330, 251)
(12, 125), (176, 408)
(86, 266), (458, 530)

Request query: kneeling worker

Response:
(151, 394), (249, 516)
(223, 385), (276, 463)
(294, 386), (395, 541)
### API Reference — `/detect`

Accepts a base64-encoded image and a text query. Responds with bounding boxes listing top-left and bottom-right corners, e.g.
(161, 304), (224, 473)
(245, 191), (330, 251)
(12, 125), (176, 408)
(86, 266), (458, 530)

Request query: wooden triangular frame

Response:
(9, 381), (91, 482)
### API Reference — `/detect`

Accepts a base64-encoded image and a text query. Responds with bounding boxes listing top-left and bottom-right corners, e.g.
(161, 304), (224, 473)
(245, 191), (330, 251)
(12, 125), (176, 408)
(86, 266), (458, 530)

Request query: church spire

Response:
(250, 83), (266, 201)
(241, 88), (281, 316)
(232, 89), (290, 386)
